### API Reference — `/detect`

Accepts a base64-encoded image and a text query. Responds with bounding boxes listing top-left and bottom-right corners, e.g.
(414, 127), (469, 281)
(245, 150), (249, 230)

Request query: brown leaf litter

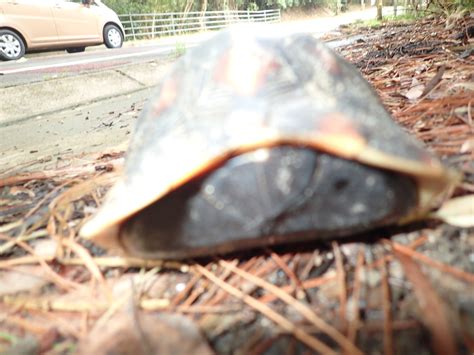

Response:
(0, 15), (473, 354)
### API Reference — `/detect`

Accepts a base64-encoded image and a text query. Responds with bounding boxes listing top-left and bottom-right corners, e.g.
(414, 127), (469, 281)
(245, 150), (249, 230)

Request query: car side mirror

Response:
(82, 0), (91, 5)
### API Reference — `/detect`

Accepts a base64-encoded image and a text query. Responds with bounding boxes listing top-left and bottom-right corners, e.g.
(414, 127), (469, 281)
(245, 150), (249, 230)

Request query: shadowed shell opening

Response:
(118, 146), (417, 259)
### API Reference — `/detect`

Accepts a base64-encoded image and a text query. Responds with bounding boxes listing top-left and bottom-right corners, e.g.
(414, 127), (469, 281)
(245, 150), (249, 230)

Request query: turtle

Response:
(80, 26), (459, 260)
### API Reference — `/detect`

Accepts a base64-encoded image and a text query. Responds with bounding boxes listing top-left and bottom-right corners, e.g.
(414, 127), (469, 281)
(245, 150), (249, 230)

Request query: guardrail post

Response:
(129, 14), (136, 40)
(171, 14), (176, 36)
(119, 10), (285, 38)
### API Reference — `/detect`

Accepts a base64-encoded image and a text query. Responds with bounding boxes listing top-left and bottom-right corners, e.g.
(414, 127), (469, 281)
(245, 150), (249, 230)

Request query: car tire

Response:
(0, 30), (26, 61)
(66, 47), (86, 53)
(103, 24), (123, 49)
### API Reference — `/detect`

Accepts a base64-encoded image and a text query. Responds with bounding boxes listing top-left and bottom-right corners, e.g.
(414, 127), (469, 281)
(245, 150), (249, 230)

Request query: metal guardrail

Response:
(119, 9), (281, 40)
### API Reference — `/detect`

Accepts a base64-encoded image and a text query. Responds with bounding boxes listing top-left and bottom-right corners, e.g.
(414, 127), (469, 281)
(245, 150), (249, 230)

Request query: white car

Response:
(0, 0), (125, 60)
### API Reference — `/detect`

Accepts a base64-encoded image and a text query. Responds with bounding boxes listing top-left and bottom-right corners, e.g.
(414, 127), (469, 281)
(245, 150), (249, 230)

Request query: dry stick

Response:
(0, 220), (23, 234)
(0, 229), (48, 255)
(0, 158), (123, 188)
(203, 257), (270, 310)
(385, 240), (474, 283)
(24, 179), (75, 220)
(80, 311), (89, 339)
(3, 294), (169, 314)
(332, 242), (347, 335)
(199, 259), (240, 308)
(37, 310), (84, 340)
(169, 274), (201, 307)
(393, 250), (457, 355)
(420, 64), (446, 98)
(270, 252), (307, 300)
(4, 314), (52, 337)
(366, 235), (428, 271)
(347, 248), (365, 346)
(0, 254), (186, 276)
(258, 273), (336, 304)
(194, 263), (338, 355)
(61, 238), (105, 285)
(298, 250), (319, 281)
(59, 256), (187, 271)
(2, 295), (109, 313)
(218, 260), (363, 355)
(180, 279), (208, 308)
(0, 255), (54, 268)
(172, 305), (243, 313)
(204, 257), (267, 309)
(380, 257), (393, 355)
(0, 234), (83, 291)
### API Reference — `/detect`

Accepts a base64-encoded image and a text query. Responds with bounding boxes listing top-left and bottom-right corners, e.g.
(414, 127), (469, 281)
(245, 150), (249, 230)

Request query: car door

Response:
(1, 0), (58, 45)
(51, 0), (101, 44)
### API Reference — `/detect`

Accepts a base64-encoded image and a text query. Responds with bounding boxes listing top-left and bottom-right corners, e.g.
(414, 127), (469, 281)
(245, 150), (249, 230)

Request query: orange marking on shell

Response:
(215, 48), (280, 96)
(317, 113), (366, 157)
(420, 152), (442, 168)
(152, 77), (178, 115)
(319, 112), (362, 137)
(314, 46), (341, 75)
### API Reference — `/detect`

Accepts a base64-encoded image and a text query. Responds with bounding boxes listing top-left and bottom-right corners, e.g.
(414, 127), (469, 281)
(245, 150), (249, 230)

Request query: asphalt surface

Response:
(0, 7), (394, 175)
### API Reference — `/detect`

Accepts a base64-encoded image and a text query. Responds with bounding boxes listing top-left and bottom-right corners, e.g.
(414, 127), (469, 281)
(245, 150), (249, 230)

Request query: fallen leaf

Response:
(404, 78), (425, 100)
(420, 65), (445, 97)
(0, 266), (49, 296)
(460, 138), (474, 153)
(431, 195), (474, 227)
(77, 312), (214, 355)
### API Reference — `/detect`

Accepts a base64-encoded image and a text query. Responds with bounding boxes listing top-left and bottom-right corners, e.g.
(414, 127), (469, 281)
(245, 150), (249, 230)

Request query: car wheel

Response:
(66, 47), (86, 53)
(0, 30), (26, 61)
(103, 24), (123, 49)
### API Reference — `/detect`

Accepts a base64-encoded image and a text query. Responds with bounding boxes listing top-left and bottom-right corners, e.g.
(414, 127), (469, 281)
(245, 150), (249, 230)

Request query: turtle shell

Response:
(80, 26), (458, 259)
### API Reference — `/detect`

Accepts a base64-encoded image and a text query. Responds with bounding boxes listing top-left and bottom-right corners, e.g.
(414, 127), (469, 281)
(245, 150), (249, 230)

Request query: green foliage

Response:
(350, 11), (424, 29)
(101, 0), (474, 14)
(247, 1), (259, 9)
(260, 0), (327, 9)
(430, 0), (474, 11)
(103, 0), (184, 13)
(174, 41), (186, 57)
(104, 0), (329, 12)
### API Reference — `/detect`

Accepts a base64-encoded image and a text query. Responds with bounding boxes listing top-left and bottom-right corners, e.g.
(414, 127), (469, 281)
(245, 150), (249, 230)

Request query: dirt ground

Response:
(0, 11), (473, 355)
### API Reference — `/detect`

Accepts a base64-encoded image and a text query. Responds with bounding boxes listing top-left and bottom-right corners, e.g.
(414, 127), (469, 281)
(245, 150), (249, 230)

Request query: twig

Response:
(0, 234), (83, 291)
(393, 249), (456, 355)
(257, 273), (336, 304)
(0, 158), (123, 188)
(270, 252), (307, 300)
(59, 256), (188, 271)
(347, 248), (365, 346)
(381, 256), (393, 355)
(0, 229), (48, 255)
(332, 242), (347, 334)
(194, 263), (339, 355)
(385, 240), (474, 283)
(219, 260), (363, 355)
(60, 238), (105, 285)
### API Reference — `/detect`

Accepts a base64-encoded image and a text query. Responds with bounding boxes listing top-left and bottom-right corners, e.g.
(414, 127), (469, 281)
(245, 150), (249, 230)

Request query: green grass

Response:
(351, 11), (424, 29)
(0, 332), (17, 344)
(174, 41), (186, 58)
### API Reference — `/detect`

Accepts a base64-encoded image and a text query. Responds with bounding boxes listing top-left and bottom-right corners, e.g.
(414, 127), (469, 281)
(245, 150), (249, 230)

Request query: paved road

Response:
(0, 7), (389, 175)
